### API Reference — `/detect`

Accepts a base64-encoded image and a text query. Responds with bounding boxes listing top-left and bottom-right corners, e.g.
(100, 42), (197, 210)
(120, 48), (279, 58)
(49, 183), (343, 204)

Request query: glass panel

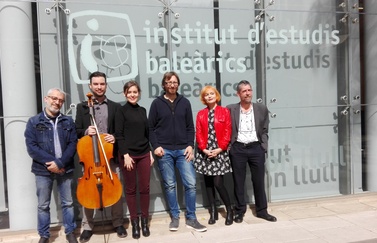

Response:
(263, 1), (341, 200)
(361, 1), (377, 192)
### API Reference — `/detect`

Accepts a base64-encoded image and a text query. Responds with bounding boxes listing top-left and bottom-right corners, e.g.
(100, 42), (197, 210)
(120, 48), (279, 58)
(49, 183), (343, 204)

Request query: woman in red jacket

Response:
(194, 86), (233, 226)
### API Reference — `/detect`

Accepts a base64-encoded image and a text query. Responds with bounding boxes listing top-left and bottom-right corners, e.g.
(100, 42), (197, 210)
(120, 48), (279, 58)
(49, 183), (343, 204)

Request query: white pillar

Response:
(0, 2), (38, 229)
(365, 2), (377, 191)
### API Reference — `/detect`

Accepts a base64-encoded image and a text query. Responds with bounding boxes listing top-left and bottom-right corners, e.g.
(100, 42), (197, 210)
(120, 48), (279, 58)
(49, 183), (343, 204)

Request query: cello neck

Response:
(86, 92), (102, 166)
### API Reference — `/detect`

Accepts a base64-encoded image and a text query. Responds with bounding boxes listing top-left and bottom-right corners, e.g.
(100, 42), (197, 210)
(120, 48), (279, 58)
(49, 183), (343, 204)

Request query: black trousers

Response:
(229, 141), (268, 215)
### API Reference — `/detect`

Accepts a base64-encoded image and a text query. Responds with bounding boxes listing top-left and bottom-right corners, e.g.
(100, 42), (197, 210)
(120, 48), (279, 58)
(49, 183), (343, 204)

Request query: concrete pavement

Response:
(1, 192), (377, 243)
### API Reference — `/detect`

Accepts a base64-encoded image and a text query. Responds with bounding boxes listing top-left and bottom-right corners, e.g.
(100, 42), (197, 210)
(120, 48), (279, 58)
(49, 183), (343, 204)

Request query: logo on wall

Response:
(68, 10), (138, 84)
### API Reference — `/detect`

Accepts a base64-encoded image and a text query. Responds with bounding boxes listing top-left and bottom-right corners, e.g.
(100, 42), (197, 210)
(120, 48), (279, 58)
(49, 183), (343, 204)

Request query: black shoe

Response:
(66, 233), (78, 243)
(38, 237), (49, 243)
(115, 225), (127, 238)
(141, 217), (150, 237)
(257, 213), (277, 222)
(225, 206), (233, 226)
(131, 218), (141, 239)
(208, 204), (218, 225)
(234, 213), (244, 223)
(79, 230), (93, 243)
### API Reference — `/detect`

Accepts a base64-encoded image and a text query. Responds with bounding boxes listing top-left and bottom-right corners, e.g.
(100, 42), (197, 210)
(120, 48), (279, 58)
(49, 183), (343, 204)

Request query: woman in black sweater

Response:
(115, 81), (154, 239)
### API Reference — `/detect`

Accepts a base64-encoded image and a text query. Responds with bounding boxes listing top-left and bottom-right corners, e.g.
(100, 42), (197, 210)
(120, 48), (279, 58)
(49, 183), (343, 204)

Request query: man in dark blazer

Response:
(227, 80), (276, 223)
(75, 71), (126, 242)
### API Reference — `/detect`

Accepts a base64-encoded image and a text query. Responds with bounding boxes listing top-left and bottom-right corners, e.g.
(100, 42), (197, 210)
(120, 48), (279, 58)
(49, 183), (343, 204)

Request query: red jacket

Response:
(196, 105), (231, 151)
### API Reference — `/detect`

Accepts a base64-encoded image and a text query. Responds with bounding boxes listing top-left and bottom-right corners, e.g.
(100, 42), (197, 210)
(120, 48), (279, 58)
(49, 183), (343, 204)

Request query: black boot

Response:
(141, 217), (150, 237)
(131, 218), (140, 239)
(225, 206), (233, 225)
(208, 203), (218, 225)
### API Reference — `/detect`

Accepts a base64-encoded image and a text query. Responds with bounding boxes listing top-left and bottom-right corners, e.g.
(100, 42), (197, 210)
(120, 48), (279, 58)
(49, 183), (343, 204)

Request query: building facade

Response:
(0, 0), (376, 230)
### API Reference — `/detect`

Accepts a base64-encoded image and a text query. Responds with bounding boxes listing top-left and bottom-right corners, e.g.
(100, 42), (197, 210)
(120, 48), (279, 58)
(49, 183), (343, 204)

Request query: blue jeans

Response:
(158, 149), (197, 220)
(35, 173), (76, 238)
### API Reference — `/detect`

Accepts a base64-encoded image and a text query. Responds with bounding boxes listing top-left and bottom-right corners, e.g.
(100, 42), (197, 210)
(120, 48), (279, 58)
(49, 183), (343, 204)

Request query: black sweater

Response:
(115, 102), (150, 156)
(148, 93), (195, 150)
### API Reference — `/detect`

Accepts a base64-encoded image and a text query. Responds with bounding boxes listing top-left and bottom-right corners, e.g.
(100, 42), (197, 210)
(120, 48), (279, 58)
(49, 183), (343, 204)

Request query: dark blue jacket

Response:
(24, 111), (77, 176)
(148, 93), (195, 150)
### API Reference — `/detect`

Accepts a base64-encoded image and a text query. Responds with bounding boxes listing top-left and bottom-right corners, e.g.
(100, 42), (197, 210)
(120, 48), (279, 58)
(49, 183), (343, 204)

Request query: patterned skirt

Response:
(194, 150), (232, 176)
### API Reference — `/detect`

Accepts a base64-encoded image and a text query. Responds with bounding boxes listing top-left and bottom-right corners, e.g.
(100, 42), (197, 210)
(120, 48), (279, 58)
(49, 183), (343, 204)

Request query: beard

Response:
(46, 106), (60, 116)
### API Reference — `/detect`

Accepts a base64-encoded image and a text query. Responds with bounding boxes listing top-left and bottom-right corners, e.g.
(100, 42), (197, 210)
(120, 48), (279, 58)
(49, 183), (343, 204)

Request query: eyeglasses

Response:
(48, 96), (65, 103)
(165, 81), (179, 86)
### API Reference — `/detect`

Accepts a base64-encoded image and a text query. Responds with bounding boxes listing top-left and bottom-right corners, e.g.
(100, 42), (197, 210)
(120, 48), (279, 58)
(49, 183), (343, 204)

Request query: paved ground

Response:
(1, 192), (377, 243)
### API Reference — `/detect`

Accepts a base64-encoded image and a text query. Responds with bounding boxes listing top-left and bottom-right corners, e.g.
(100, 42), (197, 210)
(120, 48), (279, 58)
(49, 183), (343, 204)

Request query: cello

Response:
(76, 92), (123, 209)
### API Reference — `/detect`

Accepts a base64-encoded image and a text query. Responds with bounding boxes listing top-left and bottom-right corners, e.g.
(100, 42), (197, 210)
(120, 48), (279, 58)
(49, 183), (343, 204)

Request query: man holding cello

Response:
(75, 71), (126, 242)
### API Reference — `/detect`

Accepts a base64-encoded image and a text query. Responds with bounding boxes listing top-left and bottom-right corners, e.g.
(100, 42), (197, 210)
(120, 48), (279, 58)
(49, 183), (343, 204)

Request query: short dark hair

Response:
(89, 71), (107, 84)
(236, 80), (252, 92)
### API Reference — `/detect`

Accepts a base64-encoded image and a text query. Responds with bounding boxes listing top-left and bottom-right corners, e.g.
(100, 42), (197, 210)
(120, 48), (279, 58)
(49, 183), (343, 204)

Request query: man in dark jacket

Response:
(24, 88), (78, 243)
(227, 80), (277, 223)
(148, 71), (206, 232)
(75, 71), (126, 242)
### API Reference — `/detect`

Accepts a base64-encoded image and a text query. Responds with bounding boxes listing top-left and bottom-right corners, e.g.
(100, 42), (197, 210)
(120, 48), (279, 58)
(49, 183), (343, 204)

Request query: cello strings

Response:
(90, 114), (114, 181)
